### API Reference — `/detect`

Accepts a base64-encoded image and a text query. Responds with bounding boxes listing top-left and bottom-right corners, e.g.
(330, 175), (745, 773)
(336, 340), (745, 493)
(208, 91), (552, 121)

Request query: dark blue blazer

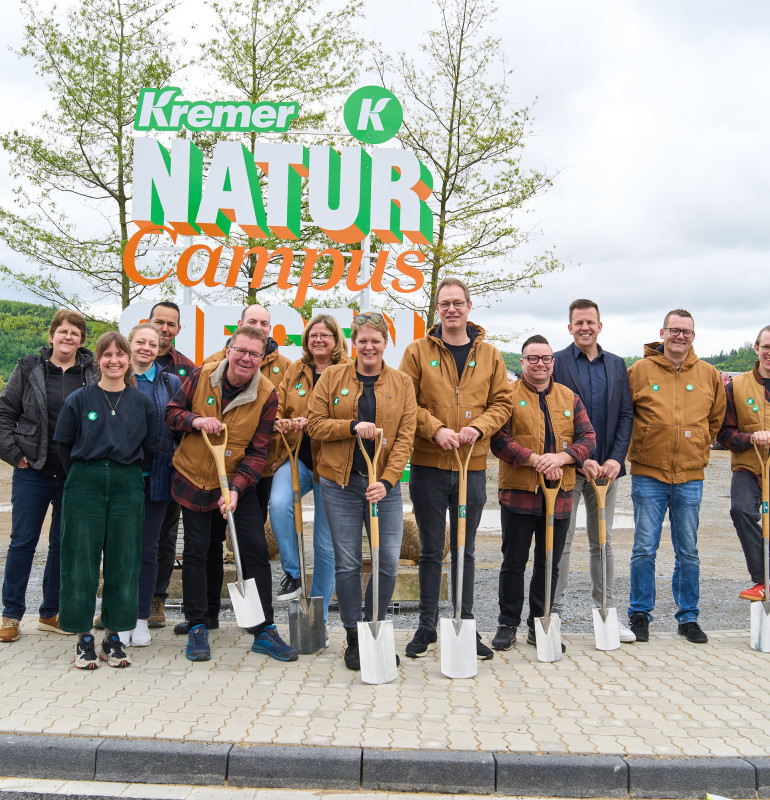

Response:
(552, 343), (633, 477)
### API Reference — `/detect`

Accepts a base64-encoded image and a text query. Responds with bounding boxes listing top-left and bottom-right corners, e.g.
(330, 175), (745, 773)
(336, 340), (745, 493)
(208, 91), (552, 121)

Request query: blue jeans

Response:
(629, 475), (703, 623)
(320, 474), (403, 629)
(2, 467), (65, 620)
(138, 477), (169, 620)
(269, 460), (336, 619)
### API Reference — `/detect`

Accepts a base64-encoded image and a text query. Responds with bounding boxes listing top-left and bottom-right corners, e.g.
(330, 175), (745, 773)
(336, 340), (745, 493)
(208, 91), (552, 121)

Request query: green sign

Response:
(343, 86), (403, 144)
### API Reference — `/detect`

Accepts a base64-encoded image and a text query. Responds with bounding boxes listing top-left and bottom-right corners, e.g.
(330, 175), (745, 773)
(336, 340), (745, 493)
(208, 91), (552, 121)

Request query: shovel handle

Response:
(357, 429), (383, 549)
(201, 425), (230, 504)
(453, 444), (475, 549)
(280, 428), (308, 601)
(590, 477), (613, 548)
(537, 473), (562, 554)
(754, 441), (770, 542)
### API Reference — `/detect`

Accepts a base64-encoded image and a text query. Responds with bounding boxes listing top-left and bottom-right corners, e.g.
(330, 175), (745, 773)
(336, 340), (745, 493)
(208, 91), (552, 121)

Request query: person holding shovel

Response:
(270, 314), (351, 624)
(716, 324), (770, 600)
(490, 335), (595, 652)
(166, 325), (296, 663)
(307, 312), (417, 671)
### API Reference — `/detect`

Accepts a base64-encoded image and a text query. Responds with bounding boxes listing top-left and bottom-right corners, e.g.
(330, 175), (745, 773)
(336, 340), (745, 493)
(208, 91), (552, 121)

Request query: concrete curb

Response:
(0, 734), (766, 797)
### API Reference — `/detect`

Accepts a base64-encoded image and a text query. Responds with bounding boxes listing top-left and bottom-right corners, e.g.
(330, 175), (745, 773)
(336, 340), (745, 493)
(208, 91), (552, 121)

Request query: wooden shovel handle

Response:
(357, 429), (383, 550)
(201, 425), (230, 505)
(280, 429), (304, 527)
(453, 444), (475, 550)
(590, 477), (614, 547)
(538, 472), (563, 553)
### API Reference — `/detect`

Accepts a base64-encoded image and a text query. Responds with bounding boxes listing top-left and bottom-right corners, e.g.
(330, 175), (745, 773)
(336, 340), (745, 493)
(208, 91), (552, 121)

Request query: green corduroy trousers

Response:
(59, 460), (145, 633)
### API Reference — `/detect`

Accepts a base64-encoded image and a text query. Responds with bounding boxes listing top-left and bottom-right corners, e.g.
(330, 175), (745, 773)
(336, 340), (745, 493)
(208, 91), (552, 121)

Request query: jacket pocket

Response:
(676, 425), (709, 471)
(632, 421), (673, 467)
(14, 419), (39, 455)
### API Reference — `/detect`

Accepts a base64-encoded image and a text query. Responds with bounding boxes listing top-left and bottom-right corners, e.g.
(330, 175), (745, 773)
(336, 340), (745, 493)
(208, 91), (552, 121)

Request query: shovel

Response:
(201, 427), (265, 629)
(535, 473), (563, 662)
(280, 430), (325, 654)
(356, 428), (397, 685)
(440, 444), (478, 679)
(750, 440), (770, 652)
(590, 478), (620, 651)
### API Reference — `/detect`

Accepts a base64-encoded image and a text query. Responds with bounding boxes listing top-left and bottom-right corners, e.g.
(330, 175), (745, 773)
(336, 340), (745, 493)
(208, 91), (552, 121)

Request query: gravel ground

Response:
(0, 450), (753, 639)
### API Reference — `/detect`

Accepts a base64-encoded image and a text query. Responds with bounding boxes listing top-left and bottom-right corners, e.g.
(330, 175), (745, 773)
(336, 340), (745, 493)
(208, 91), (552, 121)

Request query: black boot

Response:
(344, 627), (360, 670)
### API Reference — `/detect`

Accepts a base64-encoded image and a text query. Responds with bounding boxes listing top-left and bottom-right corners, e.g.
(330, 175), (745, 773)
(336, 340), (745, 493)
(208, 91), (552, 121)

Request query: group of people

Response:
(0, 279), (767, 674)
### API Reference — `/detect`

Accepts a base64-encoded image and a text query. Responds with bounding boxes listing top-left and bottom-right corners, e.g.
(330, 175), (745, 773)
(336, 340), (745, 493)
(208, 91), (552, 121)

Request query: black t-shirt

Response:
(53, 383), (159, 465)
(444, 340), (472, 381)
(42, 360), (90, 477)
(351, 372), (377, 475)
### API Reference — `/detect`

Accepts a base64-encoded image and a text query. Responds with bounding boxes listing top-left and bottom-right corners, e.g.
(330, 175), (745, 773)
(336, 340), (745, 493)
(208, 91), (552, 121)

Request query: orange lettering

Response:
(176, 243), (224, 287)
(391, 251), (426, 293)
(246, 247), (294, 290)
(123, 224), (176, 286)
(344, 249), (388, 293)
(293, 249), (346, 307)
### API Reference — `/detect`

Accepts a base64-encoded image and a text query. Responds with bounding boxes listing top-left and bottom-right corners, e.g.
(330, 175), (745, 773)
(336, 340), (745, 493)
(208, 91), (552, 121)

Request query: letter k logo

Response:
(357, 98), (391, 132)
(344, 86), (403, 144)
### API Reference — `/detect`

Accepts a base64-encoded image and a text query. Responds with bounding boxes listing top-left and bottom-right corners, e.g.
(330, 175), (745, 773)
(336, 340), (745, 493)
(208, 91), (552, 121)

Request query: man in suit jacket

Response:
(552, 299), (635, 642)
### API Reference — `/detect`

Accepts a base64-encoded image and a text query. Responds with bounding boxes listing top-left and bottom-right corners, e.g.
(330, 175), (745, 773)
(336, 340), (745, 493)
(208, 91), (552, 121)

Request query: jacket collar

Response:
(209, 358), (261, 413)
(427, 320), (485, 346)
(642, 341), (698, 372)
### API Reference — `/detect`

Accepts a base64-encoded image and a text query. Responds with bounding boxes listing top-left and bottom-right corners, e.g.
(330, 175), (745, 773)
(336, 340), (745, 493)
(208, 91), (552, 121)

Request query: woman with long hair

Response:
(54, 331), (159, 669)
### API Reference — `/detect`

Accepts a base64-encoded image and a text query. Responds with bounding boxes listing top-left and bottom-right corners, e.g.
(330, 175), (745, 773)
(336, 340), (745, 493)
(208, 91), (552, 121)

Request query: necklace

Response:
(101, 387), (125, 416)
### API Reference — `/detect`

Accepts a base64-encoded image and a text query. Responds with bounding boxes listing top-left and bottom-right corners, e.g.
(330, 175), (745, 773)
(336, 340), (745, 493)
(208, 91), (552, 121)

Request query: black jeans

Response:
(409, 464), (486, 631)
(730, 469), (764, 584)
(153, 501), (181, 600)
(180, 485), (273, 633)
(255, 476), (273, 525)
(499, 503), (570, 630)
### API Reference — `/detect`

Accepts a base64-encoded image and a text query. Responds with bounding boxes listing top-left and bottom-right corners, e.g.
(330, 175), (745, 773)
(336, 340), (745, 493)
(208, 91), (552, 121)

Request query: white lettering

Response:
(356, 97), (390, 132)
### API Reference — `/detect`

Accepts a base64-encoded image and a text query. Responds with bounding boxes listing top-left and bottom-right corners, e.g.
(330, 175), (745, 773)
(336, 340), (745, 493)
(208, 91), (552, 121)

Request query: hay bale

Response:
(400, 512), (450, 562)
(225, 516), (281, 562)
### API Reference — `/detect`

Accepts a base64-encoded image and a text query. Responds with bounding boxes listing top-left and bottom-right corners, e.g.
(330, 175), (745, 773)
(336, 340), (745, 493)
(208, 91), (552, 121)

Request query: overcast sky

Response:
(1, 0), (768, 357)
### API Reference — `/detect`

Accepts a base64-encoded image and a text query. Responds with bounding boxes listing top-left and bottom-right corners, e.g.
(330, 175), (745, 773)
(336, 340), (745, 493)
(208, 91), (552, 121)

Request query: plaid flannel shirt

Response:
(166, 367), (277, 512)
(491, 383), (595, 519)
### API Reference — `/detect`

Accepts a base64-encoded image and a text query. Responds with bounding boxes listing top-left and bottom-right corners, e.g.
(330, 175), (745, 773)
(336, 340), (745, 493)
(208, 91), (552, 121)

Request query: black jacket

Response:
(0, 346), (97, 470)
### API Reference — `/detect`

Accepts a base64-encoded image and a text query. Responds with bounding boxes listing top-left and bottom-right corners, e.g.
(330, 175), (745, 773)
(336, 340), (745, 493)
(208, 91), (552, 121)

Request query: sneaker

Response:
(678, 621), (708, 644)
(186, 624), (210, 662)
(277, 573), (302, 601)
(174, 618), (219, 635)
(325, 626), (330, 649)
(629, 612), (649, 642)
(131, 619), (151, 647)
(100, 633), (131, 667)
(740, 583), (765, 601)
(405, 627), (437, 658)
(251, 625), (298, 661)
(148, 596), (166, 628)
(74, 634), (99, 669)
(526, 628), (566, 653)
(0, 617), (20, 643)
(37, 614), (74, 635)
(344, 627), (360, 670)
(491, 625), (516, 651)
(476, 633), (494, 660)
(618, 621), (637, 643)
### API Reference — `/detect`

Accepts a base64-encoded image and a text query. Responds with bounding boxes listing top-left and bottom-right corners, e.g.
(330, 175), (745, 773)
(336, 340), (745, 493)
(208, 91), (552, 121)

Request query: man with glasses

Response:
(166, 326), (297, 662)
(490, 336), (595, 651)
(400, 277), (514, 661)
(551, 299), (636, 643)
(626, 310), (725, 644)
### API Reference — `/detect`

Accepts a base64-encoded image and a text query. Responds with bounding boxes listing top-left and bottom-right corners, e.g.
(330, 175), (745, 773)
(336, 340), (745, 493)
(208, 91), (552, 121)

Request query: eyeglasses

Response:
(308, 333), (333, 341)
(354, 313), (384, 325)
(437, 300), (467, 311)
(522, 355), (554, 365)
(229, 345), (264, 361)
(664, 328), (695, 339)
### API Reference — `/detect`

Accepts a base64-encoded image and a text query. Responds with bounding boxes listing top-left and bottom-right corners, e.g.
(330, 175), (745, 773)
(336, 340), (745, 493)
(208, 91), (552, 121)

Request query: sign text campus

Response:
(126, 86), (434, 307)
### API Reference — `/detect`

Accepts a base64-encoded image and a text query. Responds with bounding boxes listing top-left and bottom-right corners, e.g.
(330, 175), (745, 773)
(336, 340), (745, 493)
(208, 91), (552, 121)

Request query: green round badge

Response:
(206, 396), (215, 405)
(343, 86), (403, 145)
(652, 384), (660, 391)
(298, 390), (306, 397)
(564, 410), (572, 417)
(686, 384), (693, 391)
(753, 405), (760, 413)
(519, 400), (527, 407)
(748, 398), (755, 406)
(468, 360), (476, 368)
(430, 359), (439, 367)
(87, 411), (97, 421)
(333, 397), (340, 405)
(178, 368), (187, 376)
(341, 388), (349, 396)
(295, 383), (302, 390)
(272, 366), (280, 374)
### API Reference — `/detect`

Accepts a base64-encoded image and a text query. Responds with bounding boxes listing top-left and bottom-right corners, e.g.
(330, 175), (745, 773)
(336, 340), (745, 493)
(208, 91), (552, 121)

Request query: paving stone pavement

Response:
(0, 622), (768, 759)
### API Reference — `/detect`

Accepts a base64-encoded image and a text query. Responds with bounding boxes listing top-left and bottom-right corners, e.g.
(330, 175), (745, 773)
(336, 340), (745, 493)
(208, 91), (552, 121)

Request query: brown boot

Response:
(0, 618), (20, 643)
(38, 614), (74, 635)
(148, 596), (166, 628)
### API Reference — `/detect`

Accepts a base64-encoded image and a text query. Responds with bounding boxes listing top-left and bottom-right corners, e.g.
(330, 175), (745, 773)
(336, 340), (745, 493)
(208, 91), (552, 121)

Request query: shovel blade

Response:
(228, 578), (265, 629)
(534, 614), (563, 662)
(750, 601), (770, 652)
(288, 595), (326, 654)
(592, 606), (621, 651)
(358, 619), (397, 684)
(439, 617), (477, 679)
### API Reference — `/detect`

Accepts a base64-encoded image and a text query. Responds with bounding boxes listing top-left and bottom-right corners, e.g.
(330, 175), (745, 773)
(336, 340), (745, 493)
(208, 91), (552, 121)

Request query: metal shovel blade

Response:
(534, 614), (563, 663)
(440, 617), (478, 679)
(750, 601), (770, 652)
(228, 578), (265, 629)
(592, 606), (620, 651)
(358, 618), (398, 684)
(288, 595), (326, 654)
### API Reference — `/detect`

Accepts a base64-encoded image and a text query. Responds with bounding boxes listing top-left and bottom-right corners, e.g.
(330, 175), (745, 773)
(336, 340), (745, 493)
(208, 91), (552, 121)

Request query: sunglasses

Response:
(354, 313), (385, 325)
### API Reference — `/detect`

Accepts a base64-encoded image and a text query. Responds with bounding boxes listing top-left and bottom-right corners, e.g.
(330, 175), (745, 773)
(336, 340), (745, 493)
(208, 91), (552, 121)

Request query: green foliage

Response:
(0, 0), (180, 312)
(624, 356), (641, 368)
(501, 352), (522, 373)
(702, 342), (756, 372)
(375, 0), (565, 329)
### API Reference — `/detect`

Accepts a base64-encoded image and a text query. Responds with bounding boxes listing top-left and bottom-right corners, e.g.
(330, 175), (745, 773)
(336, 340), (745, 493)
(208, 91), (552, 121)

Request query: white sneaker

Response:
(117, 630), (132, 647)
(130, 619), (151, 647)
(618, 621), (636, 643)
